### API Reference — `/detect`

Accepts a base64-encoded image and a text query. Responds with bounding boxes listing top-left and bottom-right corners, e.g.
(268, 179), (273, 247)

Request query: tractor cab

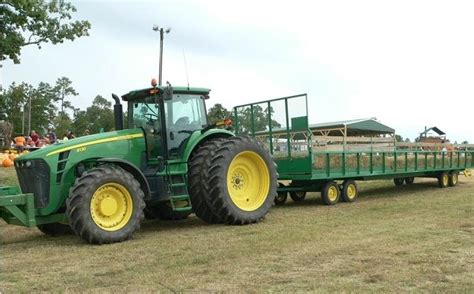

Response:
(122, 85), (210, 161)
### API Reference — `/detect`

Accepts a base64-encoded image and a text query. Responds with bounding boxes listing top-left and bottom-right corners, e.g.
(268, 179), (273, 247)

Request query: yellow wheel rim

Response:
(346, 184), (357, 199)
(443, 175), (449, 186)
(328, 186), (339, 202)
(90, 183), (133, 231)
(452, 173), (458, 185)
(227, 151), (270, 211)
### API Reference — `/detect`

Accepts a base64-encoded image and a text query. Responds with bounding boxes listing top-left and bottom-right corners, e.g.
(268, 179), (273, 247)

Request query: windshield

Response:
(165, 94), (207, 131)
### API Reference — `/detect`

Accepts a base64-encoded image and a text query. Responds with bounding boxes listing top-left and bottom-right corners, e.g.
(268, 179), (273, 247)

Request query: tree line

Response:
(0, 77), (114, 139)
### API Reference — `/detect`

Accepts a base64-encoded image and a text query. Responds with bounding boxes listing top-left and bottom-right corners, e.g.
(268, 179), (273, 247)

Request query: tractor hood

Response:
(16, 129), (144, 161)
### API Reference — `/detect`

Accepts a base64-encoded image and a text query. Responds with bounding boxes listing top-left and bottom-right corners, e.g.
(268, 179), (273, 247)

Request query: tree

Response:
(83, 95), (114, 134)
(54, 77), (78, 115)
(207, 103), (232, 123)
(395, 135), (404, 142)
(234, 105), (281, 134)
(462, 140), (469, 144)
(0, 82), (30, 135)
(0, 0), (91, 63)
(404, 138), (411, 143)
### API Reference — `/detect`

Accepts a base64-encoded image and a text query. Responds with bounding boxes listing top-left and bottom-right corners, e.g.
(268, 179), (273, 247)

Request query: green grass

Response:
(1, 168), (473, 292)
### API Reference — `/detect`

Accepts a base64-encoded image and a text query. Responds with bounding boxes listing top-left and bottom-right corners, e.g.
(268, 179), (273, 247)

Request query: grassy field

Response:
(1, 167), (473, 292)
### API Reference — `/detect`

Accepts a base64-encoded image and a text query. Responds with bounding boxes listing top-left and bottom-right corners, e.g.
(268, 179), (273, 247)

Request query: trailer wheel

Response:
(393, 178), (405, 186)
(38, 223), (73, 236)
(341, 180), (358, 202)
(144, 202), (191, 220)
(188, 138), (225, 223)
(290, 191), (306, 202)
(449, 172), (458, 186)
(405, 177), (415, 185)
(206, 136), (277, 224)
(66, 165), (145, 244)
(321, 181), (340, 205)
(274, 183), (288, 205)
(438, 172), (449, 188)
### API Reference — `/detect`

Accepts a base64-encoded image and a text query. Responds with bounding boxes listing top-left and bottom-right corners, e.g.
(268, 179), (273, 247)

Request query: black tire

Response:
(394, 178), (405, 186)
(321, 181), (340, 205)
(144, 202), (191, 220)
(341, 180), (358, 202)
(188, 138), (226, 223)
(66, 165), (145, 244)
(438, 172), (449, 188)
(274, 183), (288, 205)
(38, 223), (73, 236)
(449, 172), (458, 187)
(290, 191), (306, 202)
(206, 136), (278, 224)
(405, 177), (415, 185)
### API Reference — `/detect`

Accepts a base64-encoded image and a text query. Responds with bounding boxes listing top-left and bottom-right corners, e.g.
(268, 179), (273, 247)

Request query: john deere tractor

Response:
(0, 84), (277, 244)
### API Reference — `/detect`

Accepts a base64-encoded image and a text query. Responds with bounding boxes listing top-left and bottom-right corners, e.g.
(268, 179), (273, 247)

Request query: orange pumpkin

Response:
(2, 158), (14, 167)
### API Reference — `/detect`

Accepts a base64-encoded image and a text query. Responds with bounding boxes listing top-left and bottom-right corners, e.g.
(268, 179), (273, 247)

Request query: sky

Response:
(2, 0), (474, 143)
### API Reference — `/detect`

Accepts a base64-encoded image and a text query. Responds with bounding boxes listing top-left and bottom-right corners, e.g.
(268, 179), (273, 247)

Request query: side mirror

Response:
(163, 82), (173, 100)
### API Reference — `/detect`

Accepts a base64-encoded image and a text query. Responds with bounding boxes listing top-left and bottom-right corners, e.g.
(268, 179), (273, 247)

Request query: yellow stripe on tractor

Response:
(47, 133), (144, 156)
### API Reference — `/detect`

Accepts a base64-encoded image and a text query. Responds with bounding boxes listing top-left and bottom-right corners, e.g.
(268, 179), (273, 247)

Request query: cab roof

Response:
(122, 86), (210, 101)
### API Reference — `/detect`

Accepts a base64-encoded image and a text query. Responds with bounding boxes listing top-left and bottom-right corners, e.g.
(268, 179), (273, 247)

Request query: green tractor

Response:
(0, 84), (277, 244)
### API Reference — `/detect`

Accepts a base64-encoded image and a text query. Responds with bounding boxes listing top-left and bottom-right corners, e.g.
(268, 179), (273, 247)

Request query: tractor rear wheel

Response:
(188, 138), (225, 223)
(144, 202), (191, 220)
(206, 136), (277, 224)
(38, 223), (72, 236)
(66, 165), (145, 244)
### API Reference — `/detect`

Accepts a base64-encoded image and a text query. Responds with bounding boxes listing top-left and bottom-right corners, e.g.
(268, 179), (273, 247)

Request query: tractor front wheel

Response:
(66, 165), (145, 244)
(206, 136), (277, 224)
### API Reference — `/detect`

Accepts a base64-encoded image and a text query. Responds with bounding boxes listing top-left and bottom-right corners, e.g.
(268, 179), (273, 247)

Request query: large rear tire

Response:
(206, 136), (277, 224)
(188, 138), (226, 223)
(66, 165), (145, 244)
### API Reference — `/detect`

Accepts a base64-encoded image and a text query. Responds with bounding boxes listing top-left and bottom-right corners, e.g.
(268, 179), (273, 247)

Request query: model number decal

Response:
(76, 147), (87, 152)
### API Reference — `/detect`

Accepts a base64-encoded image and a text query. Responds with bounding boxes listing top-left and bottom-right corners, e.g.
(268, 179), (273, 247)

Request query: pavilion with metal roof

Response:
(309, 118), (395, 137)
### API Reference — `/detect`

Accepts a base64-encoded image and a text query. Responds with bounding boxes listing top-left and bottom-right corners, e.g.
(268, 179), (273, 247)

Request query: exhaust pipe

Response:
(112, 94), (123, 131)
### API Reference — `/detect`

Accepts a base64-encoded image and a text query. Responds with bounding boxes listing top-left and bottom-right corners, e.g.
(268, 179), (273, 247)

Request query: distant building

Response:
(419, 126), (447, 143)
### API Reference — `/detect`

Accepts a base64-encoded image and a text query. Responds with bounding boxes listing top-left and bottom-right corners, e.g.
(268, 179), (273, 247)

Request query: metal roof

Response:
(309, 118), (395, 135)
(419, 126), (445, 136)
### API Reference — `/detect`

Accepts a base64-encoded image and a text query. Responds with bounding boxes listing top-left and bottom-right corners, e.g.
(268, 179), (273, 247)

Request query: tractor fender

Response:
(96, 158), (151, 198)
(183, 129), (234, 162)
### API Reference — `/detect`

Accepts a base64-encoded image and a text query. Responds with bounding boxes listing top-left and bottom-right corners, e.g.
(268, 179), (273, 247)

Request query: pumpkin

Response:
(2, 158), (14, 167)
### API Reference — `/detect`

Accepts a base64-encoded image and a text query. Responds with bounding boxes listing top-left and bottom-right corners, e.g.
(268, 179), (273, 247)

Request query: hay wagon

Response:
(233, 94), (474, 205)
